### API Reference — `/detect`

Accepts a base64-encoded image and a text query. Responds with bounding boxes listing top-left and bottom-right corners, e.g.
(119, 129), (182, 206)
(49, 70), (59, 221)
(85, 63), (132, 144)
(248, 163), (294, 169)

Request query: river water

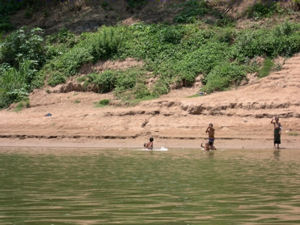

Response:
(0, 147), (299, 225)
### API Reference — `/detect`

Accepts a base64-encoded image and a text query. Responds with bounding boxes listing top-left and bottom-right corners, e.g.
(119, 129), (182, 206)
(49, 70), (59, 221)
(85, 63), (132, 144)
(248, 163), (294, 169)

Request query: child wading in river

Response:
(271, 117), (282, 149)
(201, 123), (216, 151)
(144, 137), (154, 150)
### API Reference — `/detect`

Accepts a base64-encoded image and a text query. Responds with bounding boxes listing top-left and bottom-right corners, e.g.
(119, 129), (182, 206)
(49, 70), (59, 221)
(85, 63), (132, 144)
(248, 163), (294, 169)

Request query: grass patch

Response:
(77, 76), (87, 83)
(287, 131), (299, 136)
(258, 58), (274, 78)
(95, 99), (110, 107)
(74, 99), (81, 104)
(118, 95), (156, 106)
(14, 99), (30, 112)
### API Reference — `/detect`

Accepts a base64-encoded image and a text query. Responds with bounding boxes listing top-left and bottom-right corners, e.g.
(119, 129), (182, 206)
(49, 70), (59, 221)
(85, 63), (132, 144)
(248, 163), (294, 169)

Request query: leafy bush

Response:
(115, 71), (137, 92)
(174, 41), (231, 85)
(174, 0), (209, 23)
(87, 71), (117, 93)
(152, 78), (170, 96)
(160, 26), (184, 44)
(234, 22), (300, 59)
(48, 72), (66, 87)
(88, 26), (124, 60)
(134, 82), (151, 99)
(0, 63), (11, 75)
(81, 67), (151, 100)
(0, 60), (35, 108)
(247, 2), (279, 19)
(217, 28), (237, 44)
(45, 26), (124, 86)
(202, 63), (246, 93)
(0, 27), (46, 69)
(47, 28), (77, 47)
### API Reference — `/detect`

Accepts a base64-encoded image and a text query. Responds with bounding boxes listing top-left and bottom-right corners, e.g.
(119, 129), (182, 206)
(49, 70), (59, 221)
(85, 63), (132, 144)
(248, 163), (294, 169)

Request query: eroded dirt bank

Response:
(0, 54), (300, 149)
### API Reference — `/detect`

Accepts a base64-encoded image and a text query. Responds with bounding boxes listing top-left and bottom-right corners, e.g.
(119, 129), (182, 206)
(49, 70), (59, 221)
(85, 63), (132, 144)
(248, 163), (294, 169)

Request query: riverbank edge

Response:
(1, 136), (299, 150)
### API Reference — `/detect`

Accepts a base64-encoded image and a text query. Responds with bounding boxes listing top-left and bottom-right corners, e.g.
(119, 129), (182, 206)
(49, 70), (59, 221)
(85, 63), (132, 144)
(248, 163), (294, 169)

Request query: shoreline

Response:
(1, 136), (299, 150)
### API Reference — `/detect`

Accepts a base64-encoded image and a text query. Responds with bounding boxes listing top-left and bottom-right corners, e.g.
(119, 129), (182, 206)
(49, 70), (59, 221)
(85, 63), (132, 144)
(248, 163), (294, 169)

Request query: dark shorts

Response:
(208, 138), (214, 146)
(274, 128), (281, 144)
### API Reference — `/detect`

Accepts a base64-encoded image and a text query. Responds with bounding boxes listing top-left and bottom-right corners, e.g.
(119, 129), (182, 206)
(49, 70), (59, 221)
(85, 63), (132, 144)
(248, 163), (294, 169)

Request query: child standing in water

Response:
(271, 117), (282, 149)
(202, 123), (216, 151)
(144, 137), (154, 150)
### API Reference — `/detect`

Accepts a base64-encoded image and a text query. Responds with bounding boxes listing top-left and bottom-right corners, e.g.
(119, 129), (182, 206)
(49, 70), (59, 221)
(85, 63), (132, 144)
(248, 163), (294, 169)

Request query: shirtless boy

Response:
(202, 123), (216, 151)
(144, 137), (154, 150)
(271, 117), (282, 149)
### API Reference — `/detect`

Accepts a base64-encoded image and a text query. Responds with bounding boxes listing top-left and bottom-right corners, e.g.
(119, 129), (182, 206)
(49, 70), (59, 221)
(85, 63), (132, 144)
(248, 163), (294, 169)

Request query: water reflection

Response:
(0, 147), (299, 225)
(273, 149), (280, 160)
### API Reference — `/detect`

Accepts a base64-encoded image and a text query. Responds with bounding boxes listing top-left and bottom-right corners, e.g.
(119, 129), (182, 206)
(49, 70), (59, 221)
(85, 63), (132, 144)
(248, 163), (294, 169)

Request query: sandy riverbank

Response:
(0, 55), (299, 150)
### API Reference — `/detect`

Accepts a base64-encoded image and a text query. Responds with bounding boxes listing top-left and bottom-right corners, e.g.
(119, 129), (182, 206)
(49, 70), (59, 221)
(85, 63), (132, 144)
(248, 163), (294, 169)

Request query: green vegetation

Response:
(174, 0), (233, 26)
(85, 71), (117, 93)
(258, 58), (274, 78)
(202, 63), (246, 93)
(0, 60), (36, 108)
(287, 131), (299, 136)
(46, 26), (124, 87)
(247, 2), (282, 20)
(79, 67), (151, 102)
(0, 27), (46, 68)
(234, 22), (300, 59)
(0, 0), (300, 108)
(95, 99), (110, 107)
(174, 0), (210, 23)
(0, 27), (45, 108)
(14, 99), (30, 112)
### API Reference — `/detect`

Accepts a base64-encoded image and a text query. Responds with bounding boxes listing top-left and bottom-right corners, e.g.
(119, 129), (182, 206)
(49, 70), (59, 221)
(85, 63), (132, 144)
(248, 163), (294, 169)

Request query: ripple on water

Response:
(0, 147), (300, 224)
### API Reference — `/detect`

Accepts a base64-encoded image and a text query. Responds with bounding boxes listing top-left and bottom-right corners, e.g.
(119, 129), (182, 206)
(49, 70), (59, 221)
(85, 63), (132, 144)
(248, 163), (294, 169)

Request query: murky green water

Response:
(0, 148), (299, 225)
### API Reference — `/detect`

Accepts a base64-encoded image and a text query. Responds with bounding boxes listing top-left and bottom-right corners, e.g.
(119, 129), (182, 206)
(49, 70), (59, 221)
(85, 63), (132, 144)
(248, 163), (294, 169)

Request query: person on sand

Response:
(204, 123), (216, 150)
(271, 116), (282, 149)
(144, 137), (154, 150)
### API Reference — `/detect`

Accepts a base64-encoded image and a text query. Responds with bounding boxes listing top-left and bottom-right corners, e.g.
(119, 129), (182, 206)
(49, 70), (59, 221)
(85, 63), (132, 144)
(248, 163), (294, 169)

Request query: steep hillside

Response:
(4, 0), (300, 33)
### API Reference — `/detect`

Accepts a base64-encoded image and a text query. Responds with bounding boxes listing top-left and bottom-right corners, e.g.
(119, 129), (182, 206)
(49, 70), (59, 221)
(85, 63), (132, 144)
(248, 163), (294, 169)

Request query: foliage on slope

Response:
(0, 0), (300, 108)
